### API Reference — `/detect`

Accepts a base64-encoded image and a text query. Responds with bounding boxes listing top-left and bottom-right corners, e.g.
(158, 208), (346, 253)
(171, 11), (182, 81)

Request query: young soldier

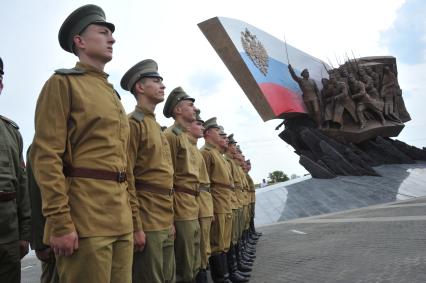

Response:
(201, 118), (234, 283)
(121, 59), (175, 283)
(30, 5), (143, 283)
(188, 111), (213, 283)
(163, 87), (201, 283)
(0, 57), (31, 283)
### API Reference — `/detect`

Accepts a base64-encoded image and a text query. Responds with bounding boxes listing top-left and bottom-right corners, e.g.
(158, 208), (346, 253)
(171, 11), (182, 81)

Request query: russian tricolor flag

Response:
(199, 17), (329, 121)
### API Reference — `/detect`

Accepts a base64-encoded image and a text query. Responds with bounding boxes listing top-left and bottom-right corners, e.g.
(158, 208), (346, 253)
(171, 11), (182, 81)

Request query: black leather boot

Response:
(209, 254), (226, 283)
(224, 250), (249, 283)
(196, 268), (208, 283)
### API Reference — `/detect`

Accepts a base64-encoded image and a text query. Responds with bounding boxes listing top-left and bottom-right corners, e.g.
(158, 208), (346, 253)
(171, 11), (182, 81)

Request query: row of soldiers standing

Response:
(0, 4), (261, 283)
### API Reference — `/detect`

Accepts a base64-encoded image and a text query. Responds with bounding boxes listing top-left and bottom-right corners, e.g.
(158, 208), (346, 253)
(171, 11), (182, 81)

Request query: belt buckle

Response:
(117, 171), (127, 183)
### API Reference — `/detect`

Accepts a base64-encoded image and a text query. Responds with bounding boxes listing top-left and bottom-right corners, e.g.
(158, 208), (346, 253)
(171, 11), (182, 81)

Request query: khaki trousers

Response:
(198, 217), (213, 269)
(210, 213), (232, 255)
(237, 208), (244, 239)
(0, 241), (20, 283)
(56, 233), (133, 283)
(41, 256), (59, 283)
(231, 209), (239, 245)
(133, 227), (175, 283)
(174, 220), (201, 283)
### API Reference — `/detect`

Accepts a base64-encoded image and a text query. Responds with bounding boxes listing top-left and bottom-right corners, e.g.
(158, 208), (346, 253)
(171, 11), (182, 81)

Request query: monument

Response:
(198, 17), (426, 178)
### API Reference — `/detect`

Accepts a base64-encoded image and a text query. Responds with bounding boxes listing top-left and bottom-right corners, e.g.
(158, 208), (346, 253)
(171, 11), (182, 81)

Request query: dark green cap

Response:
(203, 117), (220, 132)
(120, 59), (163, 92)
(0, 57), (3, 75)
(227, 134), (237, 144)
(195, 109), (204, 123)
(163, 86), (195, 118)
(59, 4), (115, 53)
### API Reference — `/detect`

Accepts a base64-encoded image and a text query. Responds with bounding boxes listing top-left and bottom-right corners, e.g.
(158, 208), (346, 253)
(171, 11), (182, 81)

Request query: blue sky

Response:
(1, 0), (424, 183)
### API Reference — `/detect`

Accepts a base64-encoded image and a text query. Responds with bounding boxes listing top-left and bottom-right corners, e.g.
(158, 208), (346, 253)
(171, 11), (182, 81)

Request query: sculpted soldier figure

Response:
(348, 75), (385, 129)
(188, 110), (213, 283)
(163, 87), (201, 283)
(330, 78), (358, 128)
(0, 57), (31, 283)
(381, 66), (401, 122)
(288, 65), (322, 126)
(30, 5), (143, 283)
(121, 60), (175, 283)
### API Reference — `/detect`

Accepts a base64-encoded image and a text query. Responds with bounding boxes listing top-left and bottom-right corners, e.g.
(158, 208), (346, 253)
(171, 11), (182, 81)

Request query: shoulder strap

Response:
(0, 115), (19, 129)
(54, 67), (85, 75)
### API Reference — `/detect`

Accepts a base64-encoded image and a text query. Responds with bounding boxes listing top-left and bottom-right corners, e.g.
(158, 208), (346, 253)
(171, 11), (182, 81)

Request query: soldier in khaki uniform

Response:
(163, 87), (201, 283)
(224, 135), (253, 282)
(26, 146), (59, 283)
(0, 57), (31, 283)
(121, 59), (175, 283)
(30, 5), (144, 283)
(201, 118), (234, 283)
(245, 160), (262, 238)
(187, 111), (213, 283)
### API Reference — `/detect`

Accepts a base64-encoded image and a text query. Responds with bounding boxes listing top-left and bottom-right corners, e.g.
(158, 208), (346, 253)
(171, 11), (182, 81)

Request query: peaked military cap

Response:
(203, 117), (220, 132)
(120, 59), (163, 92)
(0, 57), (3, 75)
(59, 4), (115, 53)
(163, 86), (195, 118)
(228, 134), (237, 144)
(195, 110), (204, 123)
(236, 145), (242, 153)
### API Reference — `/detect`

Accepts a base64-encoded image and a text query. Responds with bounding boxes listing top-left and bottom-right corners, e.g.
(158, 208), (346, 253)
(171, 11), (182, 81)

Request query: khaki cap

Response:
(59, 4), (115, 53)
(227, 134), (237, 144)
(120, 59), (163, 92)
(163, 86), (195, 118)
(203, 117), (220, 133)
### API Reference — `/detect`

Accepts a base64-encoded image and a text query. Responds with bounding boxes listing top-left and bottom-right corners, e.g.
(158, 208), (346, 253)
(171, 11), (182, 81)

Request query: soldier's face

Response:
(176, 100), (197, 122)
(138, 77), (165, 103)
(219, 135), (228, 149)
(76, 24), (115, 62)
(189, 120), (204, 139)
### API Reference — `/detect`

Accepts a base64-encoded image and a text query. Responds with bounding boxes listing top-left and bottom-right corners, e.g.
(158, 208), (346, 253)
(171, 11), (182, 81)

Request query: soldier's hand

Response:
(50, 231), (78, 257)
(171, 224), (176, 240)
(36, 247), (53, 263)
(133, 230), (146, 252)
(19, 240), (29, 259)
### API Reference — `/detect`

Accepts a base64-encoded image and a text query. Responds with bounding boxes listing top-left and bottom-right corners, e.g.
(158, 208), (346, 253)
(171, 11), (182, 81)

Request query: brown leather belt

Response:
(135, 181), (174, 196)
(63, 166), (127, 183)
(0, 191), (16, 202)
(174, 186), (199, 197)
(198, 186), (211, 193)
(211, 182), (234, 190)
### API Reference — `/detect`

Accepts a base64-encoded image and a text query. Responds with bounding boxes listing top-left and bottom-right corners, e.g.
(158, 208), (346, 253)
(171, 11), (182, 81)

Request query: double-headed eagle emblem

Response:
(241, 28), (269, 76)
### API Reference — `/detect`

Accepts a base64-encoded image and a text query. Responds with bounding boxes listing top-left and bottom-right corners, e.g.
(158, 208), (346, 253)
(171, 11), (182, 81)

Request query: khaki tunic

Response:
(200, 143), (233, 214)
(191, 138), (213, 219)
(224, 154), (244, 209)
(0, 116), (31, 244)
(30, 62), (139, 243)
(127, 106), (174, 231)
(164, 123), (199, 221)
(246, 173), (256, 204)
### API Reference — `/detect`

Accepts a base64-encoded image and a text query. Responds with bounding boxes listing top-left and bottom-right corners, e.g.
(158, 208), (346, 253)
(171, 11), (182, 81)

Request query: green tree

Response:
(268, 170), (289, 184)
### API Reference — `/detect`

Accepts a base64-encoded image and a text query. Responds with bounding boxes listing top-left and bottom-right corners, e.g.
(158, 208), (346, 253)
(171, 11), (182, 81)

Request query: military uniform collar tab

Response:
(136, 105), (155, 117)
(173, 121), (187, 133)
(76, 62), (109, 78)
